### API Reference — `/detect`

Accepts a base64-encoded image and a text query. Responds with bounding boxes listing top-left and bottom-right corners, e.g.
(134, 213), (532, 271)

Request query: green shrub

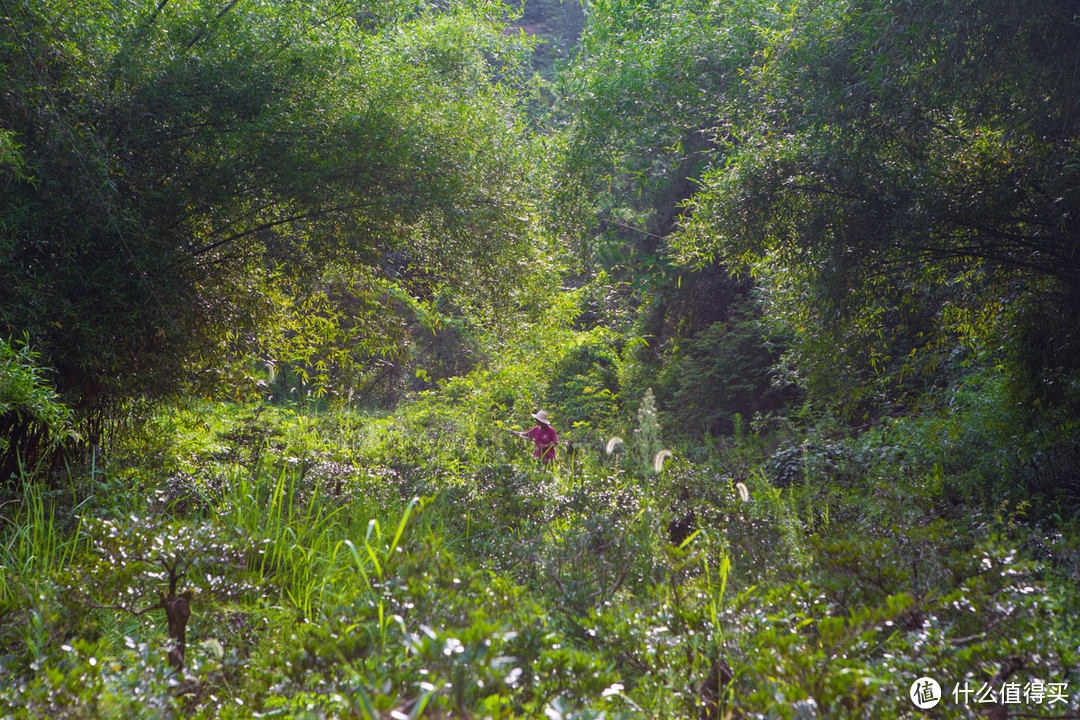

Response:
(245, 536), (629, 718)
(0, 337), (77, 484)
(545, 329), (622, 442)
(656, 298), (795, 438)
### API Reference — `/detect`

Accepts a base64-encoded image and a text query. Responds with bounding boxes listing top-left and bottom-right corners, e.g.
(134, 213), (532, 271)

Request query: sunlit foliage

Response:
(0, 0), (542, 426)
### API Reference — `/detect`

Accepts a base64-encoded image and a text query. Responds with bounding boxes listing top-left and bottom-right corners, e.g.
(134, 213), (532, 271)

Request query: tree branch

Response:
(85, 599), (164, 616)
(189, 202), (380, 257)
(186, 0), (243, 50)
(144, 0), (170, 28)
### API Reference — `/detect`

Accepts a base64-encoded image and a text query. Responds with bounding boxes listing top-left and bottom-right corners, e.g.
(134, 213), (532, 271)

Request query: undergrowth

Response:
(0, 395), (1077, 718)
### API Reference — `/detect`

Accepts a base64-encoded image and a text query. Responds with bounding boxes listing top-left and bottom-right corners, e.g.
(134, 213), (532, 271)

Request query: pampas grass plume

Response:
(653, 449), (673, 473)
(606, 436), (623, 455)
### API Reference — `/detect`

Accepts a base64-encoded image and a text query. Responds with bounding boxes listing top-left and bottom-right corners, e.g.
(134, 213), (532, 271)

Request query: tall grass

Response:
(216, 456), (424, 619)
(0, 474), (84, 601)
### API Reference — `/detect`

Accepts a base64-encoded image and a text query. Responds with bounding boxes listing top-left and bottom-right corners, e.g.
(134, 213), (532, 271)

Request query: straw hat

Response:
(531, 410), (551, 425)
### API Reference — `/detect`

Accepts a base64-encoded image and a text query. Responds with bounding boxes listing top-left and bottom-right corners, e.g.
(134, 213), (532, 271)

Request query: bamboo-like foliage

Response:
(0, 0), (542, 429)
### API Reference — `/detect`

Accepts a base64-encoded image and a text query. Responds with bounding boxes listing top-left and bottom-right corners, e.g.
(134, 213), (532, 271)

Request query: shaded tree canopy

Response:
(547, 0), (1080, 419)
(0, 0), (541, 419)
(678, 0), (1080, 413)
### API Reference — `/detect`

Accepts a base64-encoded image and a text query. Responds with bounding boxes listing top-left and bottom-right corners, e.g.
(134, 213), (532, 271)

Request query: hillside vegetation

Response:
(1, 0), (1078, 718)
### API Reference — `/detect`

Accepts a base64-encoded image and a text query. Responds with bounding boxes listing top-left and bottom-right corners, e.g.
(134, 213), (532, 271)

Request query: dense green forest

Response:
(2, 0), (1079, 716)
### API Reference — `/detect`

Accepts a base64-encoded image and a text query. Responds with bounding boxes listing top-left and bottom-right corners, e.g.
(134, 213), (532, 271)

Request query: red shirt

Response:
(525, 424), (558, 462)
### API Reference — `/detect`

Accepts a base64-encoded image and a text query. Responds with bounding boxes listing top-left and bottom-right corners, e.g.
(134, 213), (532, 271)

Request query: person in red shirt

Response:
(509, 410), (558, 465)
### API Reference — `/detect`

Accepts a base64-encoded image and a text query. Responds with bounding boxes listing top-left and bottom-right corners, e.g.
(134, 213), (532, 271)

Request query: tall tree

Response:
(545, 0), (792, 430)
(0, 0), (539, 436)
(678, 0), (1080, 416)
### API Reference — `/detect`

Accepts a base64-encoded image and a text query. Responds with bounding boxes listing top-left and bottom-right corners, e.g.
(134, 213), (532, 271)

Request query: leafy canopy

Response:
(677, 0), (1080, 413)
(0, 0), (541, 417)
